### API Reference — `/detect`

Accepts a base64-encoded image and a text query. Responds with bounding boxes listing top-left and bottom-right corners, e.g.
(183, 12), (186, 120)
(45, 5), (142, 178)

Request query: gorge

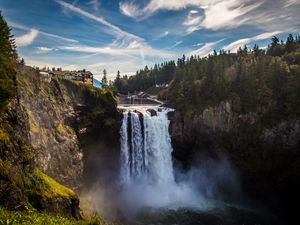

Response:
(1, 10), (300, 224)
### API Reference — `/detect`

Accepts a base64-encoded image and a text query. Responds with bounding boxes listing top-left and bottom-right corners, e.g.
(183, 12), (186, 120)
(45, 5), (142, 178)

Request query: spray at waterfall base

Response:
(116, 106), (239, 216)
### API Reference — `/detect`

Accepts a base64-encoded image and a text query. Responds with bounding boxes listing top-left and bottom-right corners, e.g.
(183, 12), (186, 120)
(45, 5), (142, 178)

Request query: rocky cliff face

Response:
(19, 75), (83, 189)
(0, 65), (120, 217)
(17, 67), (120, 189)
(169, 100), (300, 222)
(170, 101), (235, 164)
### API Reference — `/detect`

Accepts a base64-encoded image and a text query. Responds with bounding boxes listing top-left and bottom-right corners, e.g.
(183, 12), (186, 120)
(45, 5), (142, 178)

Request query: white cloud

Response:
(9, 21), (78, 43)
(189, 39), (223, 57)
(223, 31), (282, 52)
(285, 0), (300, 7)
(119, 0), (300, 34)
(56, 0), (177, 61)
(26, 59), (58, 69)
(119, 0), (203, 19)
(197, 0), (262, 30)
(87, 0), (100, 11)
(119, 1), (142, 18)
(193, 42), (203, 47)
(55, 0), (142, 42)
(183, 0), (263, 33)
(154, 31), (169, 40)
(36, 47), (53, 53)
(60, 41), (175, 59)
(15, 29), (39, 47)
(25, 60), (84, 74)
(119, 0), (263, 32)
(88, 60), (141, 79)
(170, 41), (183, 49)
(55, 0), (167, 62)
(190, 10), (199, 14)
(40, 31), (78, 43)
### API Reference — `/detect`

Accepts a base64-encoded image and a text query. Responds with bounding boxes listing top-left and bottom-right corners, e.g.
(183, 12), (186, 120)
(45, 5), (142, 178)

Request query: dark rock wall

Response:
(169, 101), (300, 222)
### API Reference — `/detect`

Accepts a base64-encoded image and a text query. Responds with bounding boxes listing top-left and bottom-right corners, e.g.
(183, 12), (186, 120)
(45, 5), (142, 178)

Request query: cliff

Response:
(0, 65), (120, 218)
(169, 100), (300, 222)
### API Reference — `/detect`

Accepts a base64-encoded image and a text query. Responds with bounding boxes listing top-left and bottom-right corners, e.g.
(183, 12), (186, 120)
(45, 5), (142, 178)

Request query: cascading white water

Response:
(120, 107), (174, 185)
(119, 106), (212, 210)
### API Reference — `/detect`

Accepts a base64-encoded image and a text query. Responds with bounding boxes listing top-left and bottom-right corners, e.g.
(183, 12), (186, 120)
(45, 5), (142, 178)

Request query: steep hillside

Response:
(17, 66), (120, 189)
(0, 64), (120, 219)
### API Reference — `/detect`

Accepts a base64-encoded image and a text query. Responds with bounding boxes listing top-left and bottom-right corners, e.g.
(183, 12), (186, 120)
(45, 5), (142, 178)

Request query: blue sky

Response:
(0, 0), (300, 80)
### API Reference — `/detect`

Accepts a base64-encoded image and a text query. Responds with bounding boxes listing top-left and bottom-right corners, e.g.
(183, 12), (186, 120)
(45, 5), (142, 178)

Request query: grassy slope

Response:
(0, 207), (112, 225)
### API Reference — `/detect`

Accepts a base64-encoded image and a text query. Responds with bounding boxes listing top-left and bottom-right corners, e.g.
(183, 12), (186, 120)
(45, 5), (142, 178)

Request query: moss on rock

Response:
(25, 168), (75, 199)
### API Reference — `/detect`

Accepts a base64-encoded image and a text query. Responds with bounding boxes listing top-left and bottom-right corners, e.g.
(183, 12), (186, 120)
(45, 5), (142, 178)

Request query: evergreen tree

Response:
(114, 70), (122, 93)
(101, 69), (108, 87)
(0, 12), (17, 111)
(0, 11), (16, 59)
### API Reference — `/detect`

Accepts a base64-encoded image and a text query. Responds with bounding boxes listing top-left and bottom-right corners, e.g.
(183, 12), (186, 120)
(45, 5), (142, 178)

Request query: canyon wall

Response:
(169, 100), (300, 221)
(0, 65), (120, 217)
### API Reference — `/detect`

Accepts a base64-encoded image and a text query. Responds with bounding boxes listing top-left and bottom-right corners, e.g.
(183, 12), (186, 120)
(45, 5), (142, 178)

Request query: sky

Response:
(0, 0), (300, 80)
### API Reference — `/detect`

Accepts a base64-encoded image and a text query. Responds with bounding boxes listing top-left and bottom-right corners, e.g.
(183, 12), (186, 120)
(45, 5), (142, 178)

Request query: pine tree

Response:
(101, 69), (108, 87)
(0, 11), (16, 59)
(286, 34), (296, 53)
(0, 12), (17, 111)
(114, 70), (122, 93)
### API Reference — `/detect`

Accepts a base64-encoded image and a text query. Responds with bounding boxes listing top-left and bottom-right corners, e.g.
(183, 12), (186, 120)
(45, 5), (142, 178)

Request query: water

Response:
(115, 106), (278, 224)
(120, 106), (174, 185)
(119, 106), (210, 211)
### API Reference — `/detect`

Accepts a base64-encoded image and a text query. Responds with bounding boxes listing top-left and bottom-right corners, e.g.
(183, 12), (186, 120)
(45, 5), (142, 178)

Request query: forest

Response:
(114, 35), (300, 118)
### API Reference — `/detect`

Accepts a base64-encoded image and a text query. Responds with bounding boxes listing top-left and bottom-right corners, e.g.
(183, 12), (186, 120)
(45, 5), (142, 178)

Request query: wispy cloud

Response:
(55, 0), (142, 41)
(119, 0), (263, 32)
(285, 0), (300, 7)
(189, 39), (223, 57)
(9, 21), (78, 43)
(36, 46), (53, 53)
(119, 0), (200, 19)
(119, 0), (299, 34)
(170, 41), (183, 49)
(56, 0), (176, 61)
(15, 29), (39, 47)
(25, 59), (81, 72)
(60, 42), (175, 59)
(223, 31), (281, 52)
(119, 1), (142, 18)
(183, 0), (263, 33)
(87, 0), (100, 11)
(153, 31), (169, 40)
(26, 59), (58, 69)
(193, 42), (203, 47)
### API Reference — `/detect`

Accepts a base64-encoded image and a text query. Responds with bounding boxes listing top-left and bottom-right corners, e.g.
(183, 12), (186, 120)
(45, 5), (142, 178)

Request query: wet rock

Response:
(147, 109), (157, 116)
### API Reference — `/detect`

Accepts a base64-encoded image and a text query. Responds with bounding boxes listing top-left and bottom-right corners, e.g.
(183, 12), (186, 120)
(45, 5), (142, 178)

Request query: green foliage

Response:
(56, 77), (119, 139)
(0, 207), (112, 225)
(25, 168), (75, 199)
(0, 127), (10, 144)
(114, 61), (176, 94)
(115, 34), (300, 118)
(0, 12), (16, 111)
(0, 55), (16, 111)
(0, 12), (16, 59)
(101, 69), (108, 88)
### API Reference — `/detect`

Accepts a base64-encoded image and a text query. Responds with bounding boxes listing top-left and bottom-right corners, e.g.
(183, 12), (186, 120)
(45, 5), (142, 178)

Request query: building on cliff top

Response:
(39, 68), (94, 86)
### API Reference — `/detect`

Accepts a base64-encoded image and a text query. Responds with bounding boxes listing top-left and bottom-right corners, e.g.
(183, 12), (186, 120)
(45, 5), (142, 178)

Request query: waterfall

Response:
(120, 107), (174, 185)
(119, 106), (212, 210)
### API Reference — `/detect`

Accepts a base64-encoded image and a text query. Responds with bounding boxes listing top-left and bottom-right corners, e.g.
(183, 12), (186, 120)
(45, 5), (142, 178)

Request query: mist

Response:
(80, 151), (240, 220)
(79, 107), (241, 221)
